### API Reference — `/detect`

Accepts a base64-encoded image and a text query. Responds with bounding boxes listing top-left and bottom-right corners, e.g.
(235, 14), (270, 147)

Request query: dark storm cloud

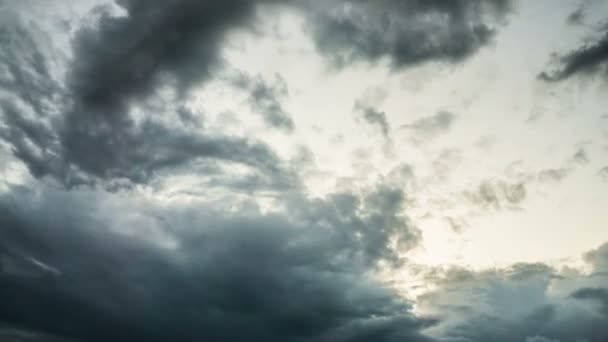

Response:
(69, 0), (258, 108)
(229, 71), (294, 131)
(61, 0), (289, 186)
(0, 184), (433, 342)
(62, 118), (296, 188)
(539, 26), (608, 81)
(401, 111), (456, 144)
(0, 2), (297, 189)
(354, 102), (390, 138)
(298, 0), (512, 69)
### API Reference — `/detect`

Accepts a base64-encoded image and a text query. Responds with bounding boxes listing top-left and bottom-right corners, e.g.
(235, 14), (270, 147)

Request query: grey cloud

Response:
(420, 258), (608, 342)
(566, 3), (586, 26)
(60, 0), (282, 186)
(0, 3), (297, 189)
(1, 0), (509, 189)
(354, 102), (390, 138)
(0, 324), (77, 342)
(443, 216), (467, 233)
(68, 0), (259, 109)
(573, 147), (589, 164)
(526, 336), (559, 342)
(0, 13), (63, 180)
(464, 179), (526, 210)
(0, 183), (431, 342)
(401, 111), (456, 144)
(571, 287), (608, 316)
(534, 147), (591, 184)
(229, 71), (294, 131)
(299, 0), (512, 69)
(62, 119), (296, 189)
(539, 26), (608, 82)
(597, 166), (608, 181)
(538, 168), (570, 183)
(584, 242), (608, 273)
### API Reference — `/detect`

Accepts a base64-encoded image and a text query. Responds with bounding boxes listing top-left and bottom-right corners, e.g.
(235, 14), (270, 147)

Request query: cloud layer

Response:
(0, 184), (432, 342)
(1, 1), (608, 342)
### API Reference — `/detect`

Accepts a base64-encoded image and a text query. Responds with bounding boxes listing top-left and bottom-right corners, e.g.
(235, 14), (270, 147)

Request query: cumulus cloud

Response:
(418, 255), (608, 342)
(298, 0), (513, 69)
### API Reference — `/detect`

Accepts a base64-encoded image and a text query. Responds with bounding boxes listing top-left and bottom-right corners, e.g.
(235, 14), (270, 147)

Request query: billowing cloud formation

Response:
(0, 1), (298, 189)
(539, 25), (608, 81)
(3, 2), (607, 342)
(0, 184), (433, 342)
(418, 250), (608, 342)
(299, 0), (512, 68)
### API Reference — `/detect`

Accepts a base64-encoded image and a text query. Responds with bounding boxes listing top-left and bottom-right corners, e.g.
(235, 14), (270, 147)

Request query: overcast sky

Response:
(1, 0), (608, 341)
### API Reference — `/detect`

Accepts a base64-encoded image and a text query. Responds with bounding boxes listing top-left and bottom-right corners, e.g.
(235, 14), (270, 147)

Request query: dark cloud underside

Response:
(0, 185), (432, 342)
(300, 0), (512, 69)
(539, 27), (608, 81)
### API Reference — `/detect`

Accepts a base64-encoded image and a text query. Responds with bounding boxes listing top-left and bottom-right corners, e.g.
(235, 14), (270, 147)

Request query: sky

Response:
(1, 0), (608, 341)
